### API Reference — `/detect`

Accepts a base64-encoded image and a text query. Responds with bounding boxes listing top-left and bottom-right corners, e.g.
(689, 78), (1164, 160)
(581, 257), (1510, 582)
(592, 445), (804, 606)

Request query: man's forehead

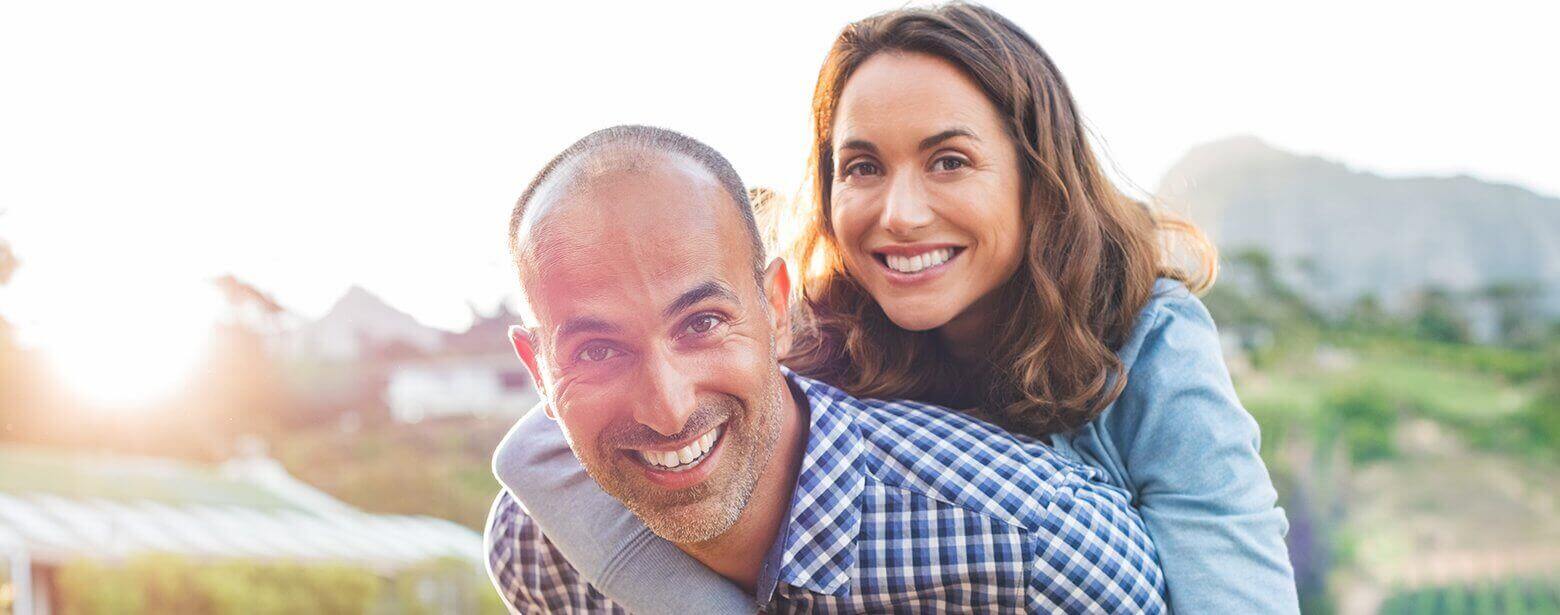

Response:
(515, 151), (752, 329)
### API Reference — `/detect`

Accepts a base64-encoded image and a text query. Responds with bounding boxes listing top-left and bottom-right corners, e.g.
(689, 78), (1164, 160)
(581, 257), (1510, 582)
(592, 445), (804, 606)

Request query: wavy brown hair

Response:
(780, 3), (1217, 437)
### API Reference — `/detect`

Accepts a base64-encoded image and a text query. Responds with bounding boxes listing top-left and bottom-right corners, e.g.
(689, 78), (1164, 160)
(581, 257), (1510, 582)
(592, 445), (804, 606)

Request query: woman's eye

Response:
(933, 156), (968, 172)
(844, 160), (881, 178)
(576, 345), (620, 363)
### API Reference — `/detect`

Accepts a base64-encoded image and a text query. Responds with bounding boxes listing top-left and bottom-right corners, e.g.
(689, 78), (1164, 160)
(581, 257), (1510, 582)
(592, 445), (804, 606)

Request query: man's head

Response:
(508, 125), (793, 545)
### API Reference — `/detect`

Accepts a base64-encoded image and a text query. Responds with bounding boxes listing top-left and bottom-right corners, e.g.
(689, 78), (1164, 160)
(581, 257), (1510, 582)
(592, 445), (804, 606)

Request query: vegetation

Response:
(1205, 249), (1560, 612)
(55, 555), (504, 615)
(1378, 578), (1560, 614)
(272, 416), (511, 531)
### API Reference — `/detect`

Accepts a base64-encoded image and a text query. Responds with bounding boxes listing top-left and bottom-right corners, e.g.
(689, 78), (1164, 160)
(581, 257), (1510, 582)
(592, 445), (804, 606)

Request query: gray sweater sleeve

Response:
(492, 404), (757, 614)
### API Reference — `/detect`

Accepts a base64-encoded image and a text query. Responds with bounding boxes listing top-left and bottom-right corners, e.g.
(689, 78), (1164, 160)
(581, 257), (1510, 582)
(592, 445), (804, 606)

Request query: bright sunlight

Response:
(33, 277), (222, 408)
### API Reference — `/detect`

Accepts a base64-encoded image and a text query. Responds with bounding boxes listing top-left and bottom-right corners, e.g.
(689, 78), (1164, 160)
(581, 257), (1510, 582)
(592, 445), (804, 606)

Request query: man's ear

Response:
(762, 258), (792, 354)
(509, 325), (555, 419)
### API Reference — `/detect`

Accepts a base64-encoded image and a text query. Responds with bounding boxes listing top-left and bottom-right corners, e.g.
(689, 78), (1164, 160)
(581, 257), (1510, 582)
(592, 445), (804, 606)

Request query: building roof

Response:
(0, 445), (481, 570)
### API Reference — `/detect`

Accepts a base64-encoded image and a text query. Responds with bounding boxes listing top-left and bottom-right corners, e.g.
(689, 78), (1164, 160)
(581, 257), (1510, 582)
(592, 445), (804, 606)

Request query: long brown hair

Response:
(780, 3), (1217, 437)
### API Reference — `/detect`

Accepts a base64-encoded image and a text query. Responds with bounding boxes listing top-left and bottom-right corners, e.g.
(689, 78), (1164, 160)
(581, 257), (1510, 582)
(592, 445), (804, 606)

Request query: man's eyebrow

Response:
(919, 128), (977, 151)
(662, 281), (740, 319)
(556, 316), (621, 341)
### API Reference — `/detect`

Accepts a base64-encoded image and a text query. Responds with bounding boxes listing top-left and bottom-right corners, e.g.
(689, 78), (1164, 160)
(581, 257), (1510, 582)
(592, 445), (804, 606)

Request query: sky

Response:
(2, 0), (1557, 348)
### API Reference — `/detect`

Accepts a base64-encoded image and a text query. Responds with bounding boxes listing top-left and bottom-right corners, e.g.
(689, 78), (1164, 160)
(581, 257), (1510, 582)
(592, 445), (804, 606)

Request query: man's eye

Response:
(576, 345), (621, 363)
(685, 314), (723, 335)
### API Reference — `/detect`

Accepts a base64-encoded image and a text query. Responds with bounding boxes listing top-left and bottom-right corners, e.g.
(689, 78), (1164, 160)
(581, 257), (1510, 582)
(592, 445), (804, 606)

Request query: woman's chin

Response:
(879, 304), (956, 333)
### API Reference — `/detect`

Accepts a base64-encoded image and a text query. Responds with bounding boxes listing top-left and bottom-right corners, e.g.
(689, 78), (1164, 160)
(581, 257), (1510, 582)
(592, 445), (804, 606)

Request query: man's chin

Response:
(595, 472), (738, 543)
(636, 500), (740, 544)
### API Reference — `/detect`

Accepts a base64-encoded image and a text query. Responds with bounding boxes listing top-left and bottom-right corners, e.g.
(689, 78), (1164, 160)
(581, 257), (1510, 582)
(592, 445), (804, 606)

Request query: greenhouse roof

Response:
(0, 445), (482, 570)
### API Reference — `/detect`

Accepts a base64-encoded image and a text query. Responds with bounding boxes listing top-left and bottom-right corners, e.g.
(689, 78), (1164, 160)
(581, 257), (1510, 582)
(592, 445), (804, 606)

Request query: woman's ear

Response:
(508, 325), (554, 419)
(762, 258), (792, 355)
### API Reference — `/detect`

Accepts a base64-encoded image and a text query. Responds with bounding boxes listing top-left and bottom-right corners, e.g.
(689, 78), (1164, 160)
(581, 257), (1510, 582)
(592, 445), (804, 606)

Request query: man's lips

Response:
(622, 423), (724, 472)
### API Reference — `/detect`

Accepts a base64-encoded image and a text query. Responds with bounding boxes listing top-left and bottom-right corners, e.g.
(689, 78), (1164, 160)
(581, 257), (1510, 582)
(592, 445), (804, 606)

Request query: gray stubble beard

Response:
(580, 372), (788, 546)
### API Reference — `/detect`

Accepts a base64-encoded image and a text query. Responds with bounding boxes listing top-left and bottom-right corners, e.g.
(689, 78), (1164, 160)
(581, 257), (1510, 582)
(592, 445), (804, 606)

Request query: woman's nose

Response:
(880, 171), (935, 236)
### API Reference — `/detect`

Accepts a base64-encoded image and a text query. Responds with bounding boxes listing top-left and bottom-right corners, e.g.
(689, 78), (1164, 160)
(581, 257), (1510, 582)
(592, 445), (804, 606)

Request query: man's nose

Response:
(635, 349), (698, 437)
(880, 171), (935, 237)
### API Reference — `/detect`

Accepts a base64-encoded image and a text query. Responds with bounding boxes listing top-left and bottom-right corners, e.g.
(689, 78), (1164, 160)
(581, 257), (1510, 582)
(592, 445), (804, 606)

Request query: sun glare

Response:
(36, 280), (222, 408)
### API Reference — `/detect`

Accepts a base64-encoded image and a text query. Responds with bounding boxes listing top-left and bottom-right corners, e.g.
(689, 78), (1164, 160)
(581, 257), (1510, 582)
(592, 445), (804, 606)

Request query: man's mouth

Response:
(630, 424), (723, 473)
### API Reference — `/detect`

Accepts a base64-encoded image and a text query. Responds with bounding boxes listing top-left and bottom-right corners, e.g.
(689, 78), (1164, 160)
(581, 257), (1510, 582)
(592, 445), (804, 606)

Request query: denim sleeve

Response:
(492, 404), (756, 615)
(1103, 291), (1300, 614)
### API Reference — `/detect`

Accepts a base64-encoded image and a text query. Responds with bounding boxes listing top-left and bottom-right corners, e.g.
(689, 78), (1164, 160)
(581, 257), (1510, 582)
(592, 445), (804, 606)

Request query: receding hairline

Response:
(515, 145), (725, 252)
(508, 125), (767, 289)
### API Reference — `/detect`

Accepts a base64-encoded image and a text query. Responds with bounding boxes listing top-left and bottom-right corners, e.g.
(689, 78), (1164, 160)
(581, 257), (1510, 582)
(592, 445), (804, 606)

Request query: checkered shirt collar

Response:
(774, 369), (867, 597)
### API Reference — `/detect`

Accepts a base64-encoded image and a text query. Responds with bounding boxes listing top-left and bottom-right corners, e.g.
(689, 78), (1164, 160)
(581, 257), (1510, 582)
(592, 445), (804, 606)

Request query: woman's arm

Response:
(492, 404), (756, 614)
(1095, 285), (1300, 613)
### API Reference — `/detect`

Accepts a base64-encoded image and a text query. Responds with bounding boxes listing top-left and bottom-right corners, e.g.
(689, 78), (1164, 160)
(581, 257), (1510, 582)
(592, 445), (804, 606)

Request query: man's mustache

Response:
(602, 397), (738, 449)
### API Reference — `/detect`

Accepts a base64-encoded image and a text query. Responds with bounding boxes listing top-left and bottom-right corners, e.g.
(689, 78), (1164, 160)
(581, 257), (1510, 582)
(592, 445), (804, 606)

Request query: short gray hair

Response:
(508, 125), (764, 278)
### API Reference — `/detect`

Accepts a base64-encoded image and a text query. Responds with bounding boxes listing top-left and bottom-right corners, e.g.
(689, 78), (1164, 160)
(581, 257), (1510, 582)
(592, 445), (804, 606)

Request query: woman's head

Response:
(826, 51), (1026, 335)
(783, 3), (1216, 435)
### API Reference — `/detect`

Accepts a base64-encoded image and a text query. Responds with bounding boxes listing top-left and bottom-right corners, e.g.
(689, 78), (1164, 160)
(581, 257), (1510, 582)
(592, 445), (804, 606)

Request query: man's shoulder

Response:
(789, 380), (1168, 613)
(484, 491), (627, 614)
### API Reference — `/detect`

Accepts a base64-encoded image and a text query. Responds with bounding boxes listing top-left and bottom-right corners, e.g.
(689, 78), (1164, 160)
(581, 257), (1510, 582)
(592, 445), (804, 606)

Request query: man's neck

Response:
(677, 372), (809, 594)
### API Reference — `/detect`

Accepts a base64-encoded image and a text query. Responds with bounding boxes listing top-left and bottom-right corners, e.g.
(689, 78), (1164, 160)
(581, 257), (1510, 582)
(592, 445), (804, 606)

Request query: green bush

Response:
(1379, 578), (1560, 614)
(55, 555), (502, 615)
(1328, 332), (1545, 383)
(1320, 386), (1400, 464)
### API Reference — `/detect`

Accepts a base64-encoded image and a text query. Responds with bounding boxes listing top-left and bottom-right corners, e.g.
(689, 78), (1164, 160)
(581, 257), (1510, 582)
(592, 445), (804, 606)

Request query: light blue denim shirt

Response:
(490, 278), (1298, 614)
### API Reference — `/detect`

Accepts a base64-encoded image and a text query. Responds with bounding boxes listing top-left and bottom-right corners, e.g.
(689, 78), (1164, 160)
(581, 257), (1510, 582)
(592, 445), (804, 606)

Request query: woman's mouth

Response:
(872, 246), (964, 282)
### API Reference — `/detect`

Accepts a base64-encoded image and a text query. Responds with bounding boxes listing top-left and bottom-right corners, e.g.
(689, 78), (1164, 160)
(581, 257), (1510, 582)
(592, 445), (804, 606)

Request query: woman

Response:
(499, 4), (1296, 612)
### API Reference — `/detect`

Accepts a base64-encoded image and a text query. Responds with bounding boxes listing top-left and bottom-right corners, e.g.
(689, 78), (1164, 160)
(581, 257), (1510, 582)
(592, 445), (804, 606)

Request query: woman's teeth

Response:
(884, 248), (955, 273)
(638, 426), (721, 471)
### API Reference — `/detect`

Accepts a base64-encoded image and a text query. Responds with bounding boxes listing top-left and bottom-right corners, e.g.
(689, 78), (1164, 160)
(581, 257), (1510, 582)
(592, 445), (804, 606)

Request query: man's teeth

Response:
(638, 426), (721, 471)
(884, 248), (955, 273)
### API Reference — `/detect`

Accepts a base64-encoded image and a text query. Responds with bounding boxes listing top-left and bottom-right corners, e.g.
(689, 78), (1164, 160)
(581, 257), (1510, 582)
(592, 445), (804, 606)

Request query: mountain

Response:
(1157, 136), (1560, 313)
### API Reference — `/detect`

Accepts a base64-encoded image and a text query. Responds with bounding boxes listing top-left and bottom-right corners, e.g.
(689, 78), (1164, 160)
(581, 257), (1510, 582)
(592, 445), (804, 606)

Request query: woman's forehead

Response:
(834, 53), (999, 143)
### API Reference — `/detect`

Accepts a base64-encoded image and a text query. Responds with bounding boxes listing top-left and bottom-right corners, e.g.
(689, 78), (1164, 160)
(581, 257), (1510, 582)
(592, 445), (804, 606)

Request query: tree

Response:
(0, 239), (15, 286)
(185, 274), (302, 456)
(1481, 281), (1544, 348)
(0, 234), (20, 438)
(1413, 286), (1471, 344)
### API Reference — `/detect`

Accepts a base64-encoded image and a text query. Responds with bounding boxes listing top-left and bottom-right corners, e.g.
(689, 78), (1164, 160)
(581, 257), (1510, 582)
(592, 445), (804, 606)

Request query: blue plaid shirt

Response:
(488, 372), (1166, 613)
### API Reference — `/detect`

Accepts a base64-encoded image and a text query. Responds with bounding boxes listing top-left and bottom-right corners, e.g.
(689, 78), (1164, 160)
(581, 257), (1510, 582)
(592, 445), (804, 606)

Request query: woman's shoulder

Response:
(1116, 277), (1219, 374)
(1092, 277), (1254, 463)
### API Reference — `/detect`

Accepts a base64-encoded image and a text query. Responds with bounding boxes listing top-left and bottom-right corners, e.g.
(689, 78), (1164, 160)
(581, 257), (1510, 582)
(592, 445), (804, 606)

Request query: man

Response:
(486, 125), (1166, 613)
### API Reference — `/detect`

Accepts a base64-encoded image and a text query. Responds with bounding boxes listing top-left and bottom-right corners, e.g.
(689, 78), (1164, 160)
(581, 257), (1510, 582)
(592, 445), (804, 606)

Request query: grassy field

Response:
(273, 416), (512, 531)
(1238, 337), (1557, 613)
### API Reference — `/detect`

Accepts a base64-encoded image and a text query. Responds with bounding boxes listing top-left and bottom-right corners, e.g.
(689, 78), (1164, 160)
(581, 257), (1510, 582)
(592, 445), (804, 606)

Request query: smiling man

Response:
(485, 125), (1167, 613)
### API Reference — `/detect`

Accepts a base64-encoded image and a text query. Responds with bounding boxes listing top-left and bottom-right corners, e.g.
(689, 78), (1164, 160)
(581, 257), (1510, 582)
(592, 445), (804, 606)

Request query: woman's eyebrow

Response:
(838, 138), (879, 155)
(919, 127), (977, 151)
(837, 128), (977, 155)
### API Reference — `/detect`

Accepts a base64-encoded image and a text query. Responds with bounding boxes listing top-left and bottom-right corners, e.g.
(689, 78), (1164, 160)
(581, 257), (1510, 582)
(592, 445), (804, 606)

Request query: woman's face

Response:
(829, 51), (1026, 334)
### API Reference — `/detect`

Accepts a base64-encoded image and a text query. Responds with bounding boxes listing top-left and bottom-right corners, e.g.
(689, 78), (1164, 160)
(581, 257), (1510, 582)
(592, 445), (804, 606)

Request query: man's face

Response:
(513, 153), (788, 544)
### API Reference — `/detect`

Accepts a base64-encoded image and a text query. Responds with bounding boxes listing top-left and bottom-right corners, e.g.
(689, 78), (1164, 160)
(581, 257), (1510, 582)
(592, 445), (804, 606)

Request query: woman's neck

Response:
(936, 290), (1004, 367)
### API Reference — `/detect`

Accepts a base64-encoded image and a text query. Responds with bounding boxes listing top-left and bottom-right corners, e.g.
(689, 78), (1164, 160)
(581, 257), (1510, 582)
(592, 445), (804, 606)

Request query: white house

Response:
(386, 353), (537, 423)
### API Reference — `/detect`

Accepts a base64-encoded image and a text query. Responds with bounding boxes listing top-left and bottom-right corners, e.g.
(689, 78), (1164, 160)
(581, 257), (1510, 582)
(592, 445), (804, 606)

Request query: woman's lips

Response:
(871, 245), (964, 284)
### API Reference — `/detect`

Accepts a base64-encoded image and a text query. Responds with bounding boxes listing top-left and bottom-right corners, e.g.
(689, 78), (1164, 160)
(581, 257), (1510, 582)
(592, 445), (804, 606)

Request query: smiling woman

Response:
(34, 278), (221, 408)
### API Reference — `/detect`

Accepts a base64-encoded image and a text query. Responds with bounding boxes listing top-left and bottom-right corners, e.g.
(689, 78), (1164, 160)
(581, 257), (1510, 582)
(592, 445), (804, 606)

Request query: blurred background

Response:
(1, 1), (1556, 613)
